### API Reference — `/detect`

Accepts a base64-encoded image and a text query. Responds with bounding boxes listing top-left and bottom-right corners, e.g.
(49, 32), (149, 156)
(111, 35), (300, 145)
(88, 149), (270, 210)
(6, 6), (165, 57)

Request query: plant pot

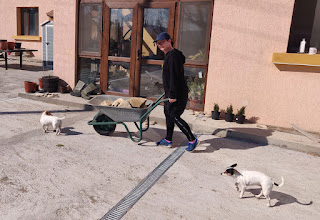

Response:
(189, 99), (201, 109)
(42, 76), (59, 92)
(14, 42), (21, 49)
(211, 111), (220, 120)
(235, 115), (246, 124)
(24, 81), (37, 93)
(7, 42), (14, 50)
(0, 40), (8, 50)
(225, 113), (234, 122)
(38, 78), (43, 89)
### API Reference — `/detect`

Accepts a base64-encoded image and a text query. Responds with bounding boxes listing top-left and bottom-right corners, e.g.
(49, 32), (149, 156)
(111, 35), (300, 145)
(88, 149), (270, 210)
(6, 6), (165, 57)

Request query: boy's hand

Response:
(169, 98), (177, 103)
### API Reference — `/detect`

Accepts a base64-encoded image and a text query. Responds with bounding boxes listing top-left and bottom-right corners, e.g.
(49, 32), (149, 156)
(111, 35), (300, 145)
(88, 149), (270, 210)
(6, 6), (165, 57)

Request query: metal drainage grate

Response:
(101, 144), (187, 220)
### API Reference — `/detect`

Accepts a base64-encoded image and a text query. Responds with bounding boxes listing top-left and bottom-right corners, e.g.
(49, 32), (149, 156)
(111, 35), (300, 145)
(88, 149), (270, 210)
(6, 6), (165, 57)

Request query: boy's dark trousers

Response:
(164, 98), (195, 141)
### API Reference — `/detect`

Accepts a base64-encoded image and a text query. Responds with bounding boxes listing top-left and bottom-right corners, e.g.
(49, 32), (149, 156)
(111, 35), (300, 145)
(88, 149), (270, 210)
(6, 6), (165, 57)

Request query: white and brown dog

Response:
(40, 111), (65, 135)
(221, 164), (284, 207)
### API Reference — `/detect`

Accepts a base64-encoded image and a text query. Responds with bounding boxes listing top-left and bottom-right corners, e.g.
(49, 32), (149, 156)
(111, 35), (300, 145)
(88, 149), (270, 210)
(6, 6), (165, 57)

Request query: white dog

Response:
(40, 111), (65, 135)
(221, 164), (284, 207)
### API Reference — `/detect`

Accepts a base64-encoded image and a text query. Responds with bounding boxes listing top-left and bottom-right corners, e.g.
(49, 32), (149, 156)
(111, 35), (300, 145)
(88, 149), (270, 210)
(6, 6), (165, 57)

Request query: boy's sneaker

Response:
(156, 138), (172, 147)
(185, 138), (200, 152)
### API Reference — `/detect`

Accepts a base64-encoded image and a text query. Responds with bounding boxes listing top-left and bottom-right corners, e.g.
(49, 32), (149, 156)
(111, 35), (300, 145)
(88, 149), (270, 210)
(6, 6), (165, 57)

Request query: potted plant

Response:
(211, 103), (220, 120)
(235, 106), (246, 124)
(188, 78), (204, 108)
(225, 104), (234, 122)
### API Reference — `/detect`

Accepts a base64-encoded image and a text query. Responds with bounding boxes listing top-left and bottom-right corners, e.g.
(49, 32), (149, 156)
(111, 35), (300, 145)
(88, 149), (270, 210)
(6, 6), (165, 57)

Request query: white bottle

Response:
(299, 38), (306, 53)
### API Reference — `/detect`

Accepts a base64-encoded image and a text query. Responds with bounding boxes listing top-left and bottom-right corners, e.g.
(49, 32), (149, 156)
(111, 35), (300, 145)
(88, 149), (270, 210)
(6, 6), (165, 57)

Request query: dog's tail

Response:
(58, 116), (66, 120)
(274, 176), (284, 187)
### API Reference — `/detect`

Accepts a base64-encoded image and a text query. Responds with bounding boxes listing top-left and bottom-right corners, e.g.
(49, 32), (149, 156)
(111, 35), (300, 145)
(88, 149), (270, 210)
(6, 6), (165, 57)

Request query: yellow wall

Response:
(205, 0), (320, 132)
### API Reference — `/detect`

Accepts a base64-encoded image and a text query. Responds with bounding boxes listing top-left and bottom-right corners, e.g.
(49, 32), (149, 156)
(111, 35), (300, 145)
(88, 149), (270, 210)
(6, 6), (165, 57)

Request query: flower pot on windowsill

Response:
(225, 113), (234, 122)
(235, 115), (246, 124)
(24, 81), (37, 93)
(211, 111), (220, 120)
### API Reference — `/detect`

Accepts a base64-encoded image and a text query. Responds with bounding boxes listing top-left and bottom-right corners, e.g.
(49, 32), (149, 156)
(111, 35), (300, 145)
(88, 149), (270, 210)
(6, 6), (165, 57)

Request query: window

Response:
(287, 0), (320, 53)
(18, 8), (39, 36)
(177, 1), (212, 64)
(109, 9), (133, 58)
(78, 58), (101, 91)
(177, 1), (213, 109)
(78, 2), (102, 56)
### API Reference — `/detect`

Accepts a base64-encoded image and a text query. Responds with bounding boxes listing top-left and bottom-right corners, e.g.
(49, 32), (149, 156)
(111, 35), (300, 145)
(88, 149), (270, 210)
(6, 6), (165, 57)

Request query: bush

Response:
(237, 106), (246, 116)
(213, 103), (219, 112)
(226, 105), (233, 114)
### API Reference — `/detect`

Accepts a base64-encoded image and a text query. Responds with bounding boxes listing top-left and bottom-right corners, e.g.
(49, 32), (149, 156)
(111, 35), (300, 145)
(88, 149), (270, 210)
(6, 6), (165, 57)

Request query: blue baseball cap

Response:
(154, 32), (171, 42)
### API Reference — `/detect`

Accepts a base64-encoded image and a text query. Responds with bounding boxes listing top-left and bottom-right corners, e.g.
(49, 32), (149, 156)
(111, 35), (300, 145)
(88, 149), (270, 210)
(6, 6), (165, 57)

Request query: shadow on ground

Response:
(192, 136), (263, 154)
(98, 126), (186, 147)
(246, 188), (313, 207)
(0, 109), (92, 115)
(0, 63), (49, 72)
(61, 127), (83, 136)
(94, 126), (274, 152)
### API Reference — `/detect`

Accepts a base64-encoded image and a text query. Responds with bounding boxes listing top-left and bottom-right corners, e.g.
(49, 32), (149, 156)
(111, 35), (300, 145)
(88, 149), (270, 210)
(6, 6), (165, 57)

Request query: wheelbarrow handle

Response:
(141, 93), (168, 121)
(155, 92), (166, 103)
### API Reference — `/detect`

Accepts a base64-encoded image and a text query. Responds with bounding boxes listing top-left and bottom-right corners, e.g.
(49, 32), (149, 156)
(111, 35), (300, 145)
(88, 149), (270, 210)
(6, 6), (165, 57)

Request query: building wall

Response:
(1, 0), (319, 132)
(205, 0), (320, 132)
(53, 1), (77, 88)
(0, 0), (53, 59)
(0, 0), (77, 88)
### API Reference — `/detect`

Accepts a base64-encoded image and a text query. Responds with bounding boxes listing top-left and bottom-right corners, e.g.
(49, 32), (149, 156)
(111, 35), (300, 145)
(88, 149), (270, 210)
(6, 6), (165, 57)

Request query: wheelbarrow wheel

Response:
(93, 113), (116, 136)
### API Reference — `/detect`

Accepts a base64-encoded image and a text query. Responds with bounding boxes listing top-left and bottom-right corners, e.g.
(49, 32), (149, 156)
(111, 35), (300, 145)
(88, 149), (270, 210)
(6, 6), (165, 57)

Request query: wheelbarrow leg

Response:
(120, 122), (144, 142)
(134, 117), (149, 132)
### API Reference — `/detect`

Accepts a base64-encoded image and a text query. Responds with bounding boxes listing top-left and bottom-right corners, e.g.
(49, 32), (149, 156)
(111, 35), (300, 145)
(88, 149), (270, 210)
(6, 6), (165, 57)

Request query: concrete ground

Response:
(0, 60), (319, 220)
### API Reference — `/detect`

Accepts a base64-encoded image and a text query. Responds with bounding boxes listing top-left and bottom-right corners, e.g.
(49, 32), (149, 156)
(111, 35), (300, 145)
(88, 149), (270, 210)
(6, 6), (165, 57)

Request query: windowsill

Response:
(12, 35), (41, 41)
(272, 52), (320, 67)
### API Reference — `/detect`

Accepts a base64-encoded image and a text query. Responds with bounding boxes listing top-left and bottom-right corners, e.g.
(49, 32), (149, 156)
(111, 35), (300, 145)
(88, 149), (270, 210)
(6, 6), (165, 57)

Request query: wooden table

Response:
(0, 49), (38, 70)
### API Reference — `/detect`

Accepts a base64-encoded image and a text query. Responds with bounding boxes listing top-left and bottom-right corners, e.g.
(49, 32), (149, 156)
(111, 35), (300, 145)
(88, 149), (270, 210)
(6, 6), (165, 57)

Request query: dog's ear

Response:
(230, 164), (237, 168)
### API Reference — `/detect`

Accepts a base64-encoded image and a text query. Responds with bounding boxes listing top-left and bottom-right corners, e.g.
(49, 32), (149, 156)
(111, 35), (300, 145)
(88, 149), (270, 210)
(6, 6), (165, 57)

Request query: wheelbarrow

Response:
(88, 93), (168, 142)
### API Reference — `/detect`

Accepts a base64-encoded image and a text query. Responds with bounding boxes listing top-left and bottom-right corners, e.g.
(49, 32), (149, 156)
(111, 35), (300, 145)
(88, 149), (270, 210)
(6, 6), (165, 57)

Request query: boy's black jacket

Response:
(162, 48), (188, 100)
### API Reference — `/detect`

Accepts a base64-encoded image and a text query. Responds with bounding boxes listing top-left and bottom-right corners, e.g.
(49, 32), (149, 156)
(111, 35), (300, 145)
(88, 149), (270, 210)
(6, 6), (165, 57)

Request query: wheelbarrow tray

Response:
(88, 95), (153, 122)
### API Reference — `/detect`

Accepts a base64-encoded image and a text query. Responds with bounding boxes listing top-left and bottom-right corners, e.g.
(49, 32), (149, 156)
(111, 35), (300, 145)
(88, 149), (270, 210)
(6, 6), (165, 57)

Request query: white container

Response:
(299, 38), (306, 53)
(309, 47), (317, 55)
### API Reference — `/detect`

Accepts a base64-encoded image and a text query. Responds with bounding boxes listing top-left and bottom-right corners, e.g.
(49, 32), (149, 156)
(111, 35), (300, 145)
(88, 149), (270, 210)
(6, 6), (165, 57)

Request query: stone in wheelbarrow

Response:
(129, 97), (147, 108)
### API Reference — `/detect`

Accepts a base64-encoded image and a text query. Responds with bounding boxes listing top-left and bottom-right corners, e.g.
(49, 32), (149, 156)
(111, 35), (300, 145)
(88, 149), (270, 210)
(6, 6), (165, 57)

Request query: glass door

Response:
(101, 2), (138, 96)
(101, 1), (175, 98)
(135, 2), (176, 97)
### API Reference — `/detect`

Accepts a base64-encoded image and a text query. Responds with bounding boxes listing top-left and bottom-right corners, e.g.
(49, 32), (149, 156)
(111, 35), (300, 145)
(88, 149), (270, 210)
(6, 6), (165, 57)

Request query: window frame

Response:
(78, 0), (103, 58)
(16, 7), (39, 37)
(174, 0), (213, 110)
(287, 0), (319, 53)
(175, 0), (213, 66)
